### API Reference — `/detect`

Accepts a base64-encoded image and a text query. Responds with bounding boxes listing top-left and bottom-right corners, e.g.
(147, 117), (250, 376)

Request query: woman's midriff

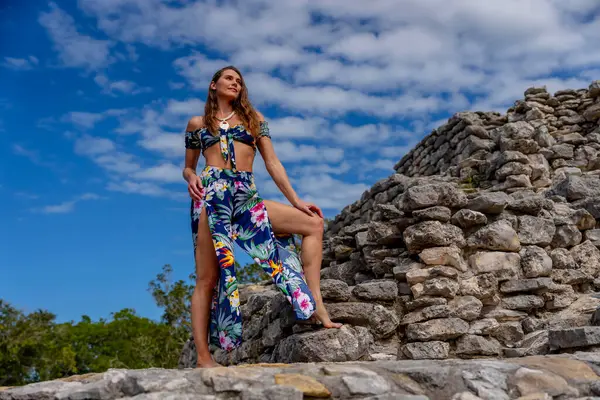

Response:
(201, 141), (256, 172)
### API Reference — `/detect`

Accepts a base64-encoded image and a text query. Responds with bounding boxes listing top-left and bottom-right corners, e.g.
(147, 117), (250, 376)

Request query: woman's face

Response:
(211, 69), (242, 100)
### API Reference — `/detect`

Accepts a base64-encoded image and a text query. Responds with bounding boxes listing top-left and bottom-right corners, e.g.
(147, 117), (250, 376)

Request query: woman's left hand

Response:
(294, 199), (324, 218)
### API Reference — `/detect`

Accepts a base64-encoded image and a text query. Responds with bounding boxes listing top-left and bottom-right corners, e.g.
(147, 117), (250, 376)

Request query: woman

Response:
(182, 66), (340, 368)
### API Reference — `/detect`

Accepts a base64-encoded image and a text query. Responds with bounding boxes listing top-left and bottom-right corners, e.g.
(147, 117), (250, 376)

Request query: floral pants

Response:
(190, 166), (316, 351)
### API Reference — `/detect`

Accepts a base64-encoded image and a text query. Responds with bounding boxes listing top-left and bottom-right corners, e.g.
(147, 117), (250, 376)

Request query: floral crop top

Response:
(185, 120), (271, 172)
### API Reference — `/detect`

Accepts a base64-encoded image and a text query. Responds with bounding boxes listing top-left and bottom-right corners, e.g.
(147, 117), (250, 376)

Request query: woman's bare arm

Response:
(183, 116), (204, 183)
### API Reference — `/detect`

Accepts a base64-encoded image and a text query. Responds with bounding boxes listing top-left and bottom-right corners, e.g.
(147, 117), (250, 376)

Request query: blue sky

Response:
(1, 1), (599, 324)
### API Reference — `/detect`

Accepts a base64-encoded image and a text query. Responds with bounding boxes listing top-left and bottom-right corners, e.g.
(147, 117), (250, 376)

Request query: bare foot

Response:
(313, 308), (342, 329)
(196, 356), (222, 368)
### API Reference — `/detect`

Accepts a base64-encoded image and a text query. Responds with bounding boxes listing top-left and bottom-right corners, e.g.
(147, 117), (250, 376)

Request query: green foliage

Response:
(460, 172), (482, 189)
(236, 261), (269, 283)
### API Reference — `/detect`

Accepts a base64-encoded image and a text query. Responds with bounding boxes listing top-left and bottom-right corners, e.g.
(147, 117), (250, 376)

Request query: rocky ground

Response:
(4, 351), (600, 399)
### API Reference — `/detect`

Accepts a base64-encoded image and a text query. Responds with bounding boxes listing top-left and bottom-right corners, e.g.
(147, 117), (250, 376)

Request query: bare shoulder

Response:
(186, 116), (205, 131)
(255, 110), (266, 122)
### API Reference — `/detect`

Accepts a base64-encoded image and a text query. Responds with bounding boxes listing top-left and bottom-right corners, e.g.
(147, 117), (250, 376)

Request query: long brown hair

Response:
(204, 65), (260, 137)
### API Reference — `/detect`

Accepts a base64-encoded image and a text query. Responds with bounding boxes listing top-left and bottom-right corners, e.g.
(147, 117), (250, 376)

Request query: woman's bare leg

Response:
(264, 200), (342, 328)
(191, 207), (222, 367)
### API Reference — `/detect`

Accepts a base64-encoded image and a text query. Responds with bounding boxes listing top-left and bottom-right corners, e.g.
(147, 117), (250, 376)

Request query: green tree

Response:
(236, 261), (269, 283)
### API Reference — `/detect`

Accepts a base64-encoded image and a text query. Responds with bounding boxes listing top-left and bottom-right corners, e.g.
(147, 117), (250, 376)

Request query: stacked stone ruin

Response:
(179, 80), (600, 368)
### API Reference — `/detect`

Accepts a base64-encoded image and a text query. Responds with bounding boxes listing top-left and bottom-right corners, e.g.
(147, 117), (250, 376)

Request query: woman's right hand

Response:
(187, 174), (204, 201)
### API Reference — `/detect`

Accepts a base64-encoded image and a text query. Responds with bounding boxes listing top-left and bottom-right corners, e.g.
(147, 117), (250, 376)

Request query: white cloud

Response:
(53, 0), (600, 212)
(296, 174), (370, 210)
(172, 53), (228, 90)
(74, 135), (116, 155)
(94, 74), (152, 96)
(131, 163), (182, 183)
(137, 133), (182, 158)
(268, 141), (344, 164)
(106, 180), (173, 197)
(39, 2), (113, 70)
(166, 98), (205, 116)
(3, 56), (39, 70)
(33, 192), (102, 214)
(64, 112), (106, 129)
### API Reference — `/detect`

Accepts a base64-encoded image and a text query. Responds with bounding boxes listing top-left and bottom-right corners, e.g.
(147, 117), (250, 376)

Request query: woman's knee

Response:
(307, 215), (324, 236)
(195, 259), (219, 288)
(195, 271), (218, 289)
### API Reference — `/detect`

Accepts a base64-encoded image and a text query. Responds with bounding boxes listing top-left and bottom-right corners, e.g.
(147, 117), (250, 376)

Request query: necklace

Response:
(217, 110), (235, 131)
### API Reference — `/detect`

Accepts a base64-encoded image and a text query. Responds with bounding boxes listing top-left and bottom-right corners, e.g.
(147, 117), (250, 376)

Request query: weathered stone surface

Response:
(460, 273), (499, 303)
(4, 354), (597, 400)
(499, 278), (554, 294)
(550, 224), (582, 248)
(571, 240), (600, 276)
(489, 321), (525, 345)
(467, 220), (521, 252)
(503, 330), (549, 357)
(550, 175), (600, 201)
(466, 192), (511, 214)
(276, 325), (373, 363)
(405, 296), (448, 311)
(418, 245), (467, 271)
(451, 209), (488, 228)
(448, 296), (484, 321)
(517, 216), (556, 247)
(402, 183), (468, 211)
(411, 277), (460, 299)
(404, 221), (466, 253)
(406, 266), (459, 285)
(352, 281), (398, 302)
(456, 335), (502, 356)
(519, 246), (552, 278)
(548, 327), (600, 350)
(501, 295), (545, 311)
(401, 304), (451, 325)
(406, 317), (469, 341)
(549, 248), (578, 269)
(469, 251), (521, 280)
(400, 341), (450, 360)
(512, 367), (577, 398)
(413, 206), (452, 222)
(321, 279), (351, 302)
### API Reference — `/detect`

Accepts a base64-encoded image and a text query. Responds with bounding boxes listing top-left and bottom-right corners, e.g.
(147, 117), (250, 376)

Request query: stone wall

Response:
(393, 81), (600, 179)
(327, 81), (600, 236)
(179, 80), (600, 368)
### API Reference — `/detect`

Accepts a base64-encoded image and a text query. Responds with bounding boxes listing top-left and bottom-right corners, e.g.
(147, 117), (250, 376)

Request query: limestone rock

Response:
(519, 246), (552, 278)
(448, 296), (483, 321)
(403, 221), (466, 254)
(411, 277), (460, 299)
(451, 209), (487, 228)
(352, 281), (398, 302)
(456, 335), (502, 356)
(468, 251), (521, 281)
(402, 183), (468, 211)
(548, 327), (600, 350)
(405, 317), (469, 341)
(571, 240), (600, 276)
(466, 192), (511, 214)
(517, 216), (556, 247)
(277, 325), (373, 362)
(467, 220), (521, 252)
(400, 341), (450, 360)
(418, 245), (467, 271)
(321, 279), (351, 302)
(413, 206), (452, 222)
